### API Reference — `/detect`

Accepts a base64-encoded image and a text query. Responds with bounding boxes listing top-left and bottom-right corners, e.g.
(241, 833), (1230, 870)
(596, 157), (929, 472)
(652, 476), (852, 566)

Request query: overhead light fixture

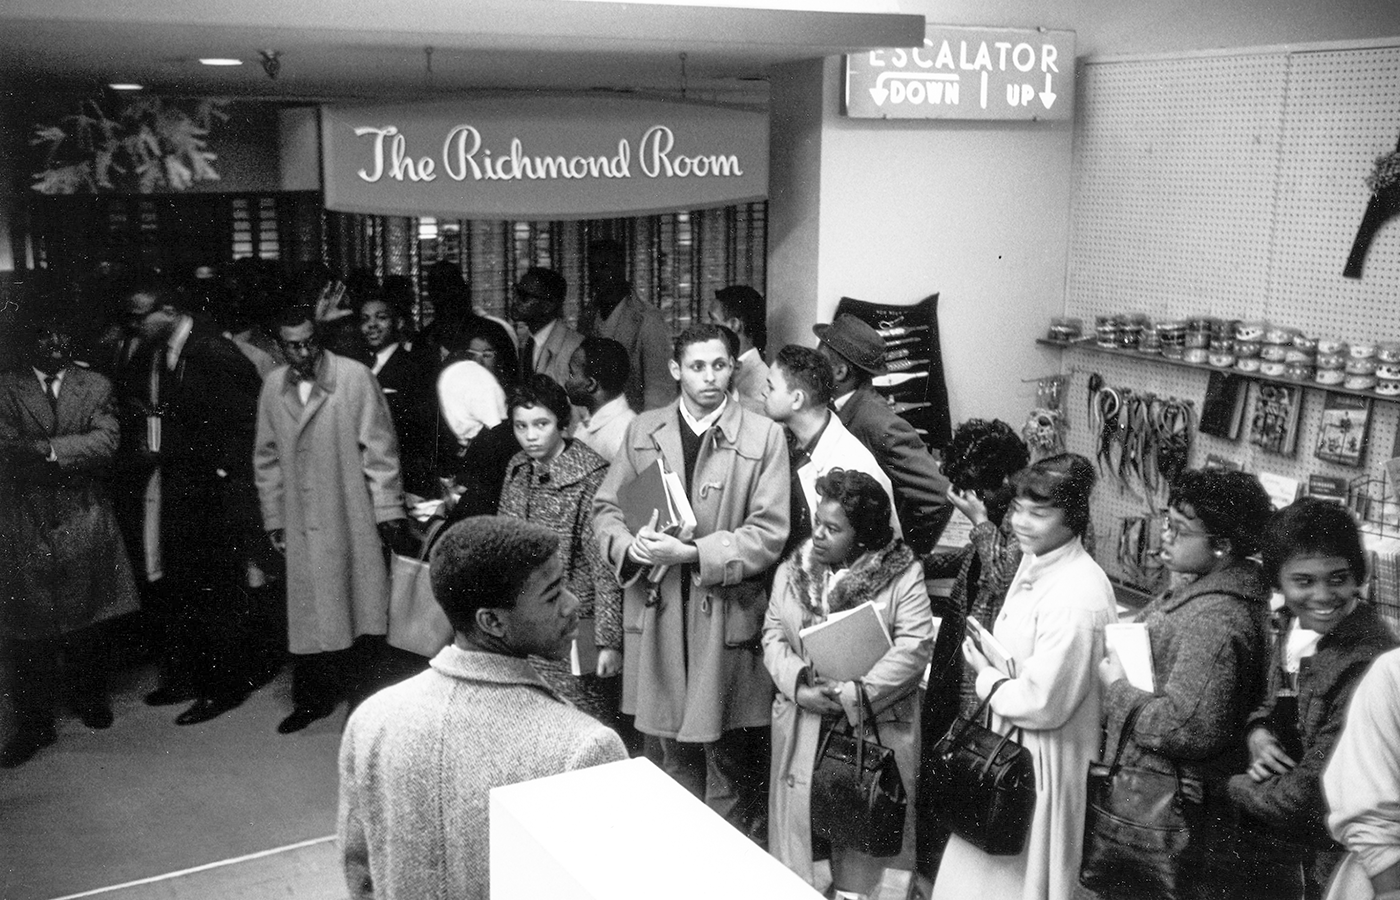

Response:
(198, 58), (243, 67)
(109, 83), (144, 91)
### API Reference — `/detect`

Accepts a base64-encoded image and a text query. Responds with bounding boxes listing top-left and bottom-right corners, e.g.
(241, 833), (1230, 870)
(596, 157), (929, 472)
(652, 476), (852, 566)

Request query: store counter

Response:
(491, 756), (822, 899)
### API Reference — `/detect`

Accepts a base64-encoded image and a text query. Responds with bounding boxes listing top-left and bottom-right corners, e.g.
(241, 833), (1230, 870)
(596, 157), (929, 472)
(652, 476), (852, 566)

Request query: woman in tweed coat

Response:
(1226, 499), (1397, 898)
(499, 375), (623, 727)
(1097, 469), (1276, 900)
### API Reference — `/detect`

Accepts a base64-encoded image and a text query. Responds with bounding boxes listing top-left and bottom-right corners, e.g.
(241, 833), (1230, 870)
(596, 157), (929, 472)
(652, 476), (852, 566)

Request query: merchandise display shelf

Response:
(1037, 338), (1400, 406)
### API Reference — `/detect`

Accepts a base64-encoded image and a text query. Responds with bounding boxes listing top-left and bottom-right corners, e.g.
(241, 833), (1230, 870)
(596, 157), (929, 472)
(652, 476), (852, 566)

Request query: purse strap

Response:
(962, 678), (1026, 779)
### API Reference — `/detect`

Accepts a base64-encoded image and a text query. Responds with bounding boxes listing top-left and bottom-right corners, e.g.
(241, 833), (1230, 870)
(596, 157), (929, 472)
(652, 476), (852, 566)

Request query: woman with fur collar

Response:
(764, 469), (935, 898)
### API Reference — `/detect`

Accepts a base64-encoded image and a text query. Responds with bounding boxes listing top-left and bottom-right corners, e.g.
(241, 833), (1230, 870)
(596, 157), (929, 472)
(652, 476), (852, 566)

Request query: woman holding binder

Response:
(1093, 468), (1275, 899)
(932, 453), (1117, 900)
(498, 374), (623, 728)
(764, 468), (935, 898)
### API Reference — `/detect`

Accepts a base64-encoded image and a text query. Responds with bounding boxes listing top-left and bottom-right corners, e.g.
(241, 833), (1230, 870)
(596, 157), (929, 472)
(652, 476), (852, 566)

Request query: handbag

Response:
(386, 519), (454, 658)
(924, 678), (1036, 855)
(809, 682), (908, 858)
(1079, 700), (1205, 899)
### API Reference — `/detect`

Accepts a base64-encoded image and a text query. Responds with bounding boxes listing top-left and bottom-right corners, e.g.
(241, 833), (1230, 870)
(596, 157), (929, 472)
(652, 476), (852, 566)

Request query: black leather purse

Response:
(924, 679), (1036, 855)
(1079, 700), (1205, 900)
(809, 682), (908, 858)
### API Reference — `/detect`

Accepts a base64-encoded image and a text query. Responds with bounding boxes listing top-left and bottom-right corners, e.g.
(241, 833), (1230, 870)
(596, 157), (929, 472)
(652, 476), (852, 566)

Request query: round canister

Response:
(1350, 341), (1378, 359)
(1293, 334), (1319, 352)
(1234, 340), (1262, 358)
(1316, 337), (1347, 355)
(1315, 368), (1346, 385)
(1345, 374), (1378, 391)
(1376, 379), (1400, 397)
(1376, 362), (1400, 381)
(1377, 342), (1400, 364)
(1260, 344), (1289, 362)
(1260, 361), (1288, 378)
(1234, 357), (1261, 373)
(1345, 357), (1378, 376)
(1209, 352), (1236, 368)
(1285, 363), (1315, 382)
(1183, 347), (1210, 365)
(1316, 352), (1347, 371)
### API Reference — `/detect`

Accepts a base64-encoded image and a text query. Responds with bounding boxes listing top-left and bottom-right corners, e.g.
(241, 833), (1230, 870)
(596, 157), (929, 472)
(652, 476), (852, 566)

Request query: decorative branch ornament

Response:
(30, 97), (227, 194)
(1345, 135), (1400, 279)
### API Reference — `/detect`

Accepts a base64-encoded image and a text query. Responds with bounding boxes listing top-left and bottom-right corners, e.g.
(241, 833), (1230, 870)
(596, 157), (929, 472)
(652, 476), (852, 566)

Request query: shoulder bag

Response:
(1079, 699), (1205, 899)
(924, 678), (1036, 855)
(387, 518), (454, 658)
(810, 682), (908, 858)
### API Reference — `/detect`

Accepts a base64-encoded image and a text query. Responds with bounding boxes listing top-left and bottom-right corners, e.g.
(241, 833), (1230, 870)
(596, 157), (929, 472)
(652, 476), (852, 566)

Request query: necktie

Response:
(44, 373), (60, 413)
(521, 335), (537, 377)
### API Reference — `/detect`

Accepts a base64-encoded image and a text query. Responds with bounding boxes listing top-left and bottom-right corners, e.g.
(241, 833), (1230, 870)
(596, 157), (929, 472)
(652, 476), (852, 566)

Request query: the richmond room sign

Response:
(321, 95), (769, 220)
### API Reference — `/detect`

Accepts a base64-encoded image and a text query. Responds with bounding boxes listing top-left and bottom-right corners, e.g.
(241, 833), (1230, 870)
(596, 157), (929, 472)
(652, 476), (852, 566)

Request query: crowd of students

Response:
(4, 248), (1400, 900)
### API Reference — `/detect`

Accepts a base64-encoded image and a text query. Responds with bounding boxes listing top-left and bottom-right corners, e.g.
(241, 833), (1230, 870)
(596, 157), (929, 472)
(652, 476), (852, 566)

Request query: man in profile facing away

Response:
(338, 515), (627, 900)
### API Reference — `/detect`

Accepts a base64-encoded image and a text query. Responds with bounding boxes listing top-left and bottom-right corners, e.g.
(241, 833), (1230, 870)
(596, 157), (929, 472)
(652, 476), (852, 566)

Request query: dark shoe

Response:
(144, 684), (195, 706)
(0, 724), (58, 768)
(277, 706), (334, 735)
(74, 702), (114, 729)
(174, 695), (245, 726)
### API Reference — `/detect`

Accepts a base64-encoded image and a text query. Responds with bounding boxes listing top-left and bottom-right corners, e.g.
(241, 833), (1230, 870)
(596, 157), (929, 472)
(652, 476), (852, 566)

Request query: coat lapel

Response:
(53, 368), (92, 434)
(16, 373), (57, 436)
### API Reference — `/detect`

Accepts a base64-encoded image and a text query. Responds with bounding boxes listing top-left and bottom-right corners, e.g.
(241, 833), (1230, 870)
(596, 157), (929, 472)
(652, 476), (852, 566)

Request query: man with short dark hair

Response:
(565, 335), (635, 462)
(254, 305), (410, 734)
(579, 239), (674, 411)
(708, 285), (769, 415)
(816, 314), (951, 556)
(512, 266), (583, 387)
(338, 515), (627, 900)
(0, 306), (140, 766)
(763, 344), (899, 560)
(116, 279), (264, 726)
(593, 322), (789, 842)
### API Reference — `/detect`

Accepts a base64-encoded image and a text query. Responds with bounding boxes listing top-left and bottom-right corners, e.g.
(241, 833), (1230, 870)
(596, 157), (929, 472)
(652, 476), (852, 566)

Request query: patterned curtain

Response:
(322, 203), (767, 329)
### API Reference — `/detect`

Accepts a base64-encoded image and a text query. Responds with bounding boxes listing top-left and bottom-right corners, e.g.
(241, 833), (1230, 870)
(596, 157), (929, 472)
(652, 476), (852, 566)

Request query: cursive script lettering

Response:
(639, 125), (742, 178)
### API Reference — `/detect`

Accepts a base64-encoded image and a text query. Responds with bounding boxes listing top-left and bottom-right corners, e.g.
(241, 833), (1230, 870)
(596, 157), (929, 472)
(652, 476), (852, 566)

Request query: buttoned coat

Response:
(581, 293), (675, 412)
(254, 352), (405, 654)
(339, 646), (627, 900)
(593, 399), (790, 742)
(764, 539), (934, 885)
(1230, 602), (1396, 849)
(0, 366), (138, 639)
(933, 537), (1118, 900)
(837, 385), (951, 555)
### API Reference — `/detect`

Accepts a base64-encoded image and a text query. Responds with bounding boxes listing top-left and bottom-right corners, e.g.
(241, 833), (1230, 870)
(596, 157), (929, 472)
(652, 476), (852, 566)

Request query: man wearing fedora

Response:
(815, 314), (951, 557)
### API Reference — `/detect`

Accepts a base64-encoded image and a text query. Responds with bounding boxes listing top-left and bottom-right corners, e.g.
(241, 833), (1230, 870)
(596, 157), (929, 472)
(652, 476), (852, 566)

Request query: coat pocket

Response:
(720, 579), (766, 649)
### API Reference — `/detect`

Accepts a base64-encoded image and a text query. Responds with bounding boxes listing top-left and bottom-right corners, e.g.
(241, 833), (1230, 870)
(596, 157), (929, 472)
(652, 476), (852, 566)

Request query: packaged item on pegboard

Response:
(1349, 472), (1400, 539)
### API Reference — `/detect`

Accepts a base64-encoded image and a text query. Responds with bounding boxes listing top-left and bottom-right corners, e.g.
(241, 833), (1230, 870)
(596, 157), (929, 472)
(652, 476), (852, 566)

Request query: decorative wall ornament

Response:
(30, 97), (227, 194)
(1345, 135), (1400, 279)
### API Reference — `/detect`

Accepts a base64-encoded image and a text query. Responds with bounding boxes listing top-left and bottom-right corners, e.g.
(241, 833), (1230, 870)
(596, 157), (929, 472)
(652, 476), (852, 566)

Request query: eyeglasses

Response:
(1161, 517), (1213, 541)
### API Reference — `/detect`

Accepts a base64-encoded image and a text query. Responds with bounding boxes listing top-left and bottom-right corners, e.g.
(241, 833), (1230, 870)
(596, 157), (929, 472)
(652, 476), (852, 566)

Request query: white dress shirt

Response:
(437, 359), (507, 444)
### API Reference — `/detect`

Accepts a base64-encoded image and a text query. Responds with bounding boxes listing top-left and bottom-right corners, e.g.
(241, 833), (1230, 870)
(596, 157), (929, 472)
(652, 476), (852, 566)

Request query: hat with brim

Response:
(813, 313), (888, 376)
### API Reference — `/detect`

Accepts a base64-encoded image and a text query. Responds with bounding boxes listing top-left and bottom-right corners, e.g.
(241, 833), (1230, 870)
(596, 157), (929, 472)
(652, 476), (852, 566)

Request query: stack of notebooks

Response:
(798, 602), (892, 682)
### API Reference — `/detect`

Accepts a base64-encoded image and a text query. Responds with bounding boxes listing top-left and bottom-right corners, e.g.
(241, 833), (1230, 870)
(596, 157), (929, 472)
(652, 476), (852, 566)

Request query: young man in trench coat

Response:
(592, 322), (789, 842)
(254, 306), (410, 734)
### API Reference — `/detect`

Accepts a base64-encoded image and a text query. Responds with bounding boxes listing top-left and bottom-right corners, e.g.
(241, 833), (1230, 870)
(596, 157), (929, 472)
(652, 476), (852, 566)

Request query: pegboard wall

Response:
(1062, 42), (1400, 590)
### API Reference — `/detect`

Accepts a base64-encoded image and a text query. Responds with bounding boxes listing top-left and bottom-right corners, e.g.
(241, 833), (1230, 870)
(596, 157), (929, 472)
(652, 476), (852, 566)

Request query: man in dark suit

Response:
(513, 266), (584, 388)
(118, 280), (265, 725)
(0, 306), (140, 767)
(816, 314), (952, 556)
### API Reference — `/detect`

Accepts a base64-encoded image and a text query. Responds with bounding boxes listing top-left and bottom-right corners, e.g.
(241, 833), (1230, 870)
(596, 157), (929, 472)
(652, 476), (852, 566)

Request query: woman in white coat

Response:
(932, 453), (1117, 900)
(765, 469), (935, 899)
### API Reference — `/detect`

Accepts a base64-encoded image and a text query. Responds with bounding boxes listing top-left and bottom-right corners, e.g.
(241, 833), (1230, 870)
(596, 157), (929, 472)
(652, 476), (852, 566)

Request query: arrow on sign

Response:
(1039, 74), (1057, 109)
(869, 71), (961, 106)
